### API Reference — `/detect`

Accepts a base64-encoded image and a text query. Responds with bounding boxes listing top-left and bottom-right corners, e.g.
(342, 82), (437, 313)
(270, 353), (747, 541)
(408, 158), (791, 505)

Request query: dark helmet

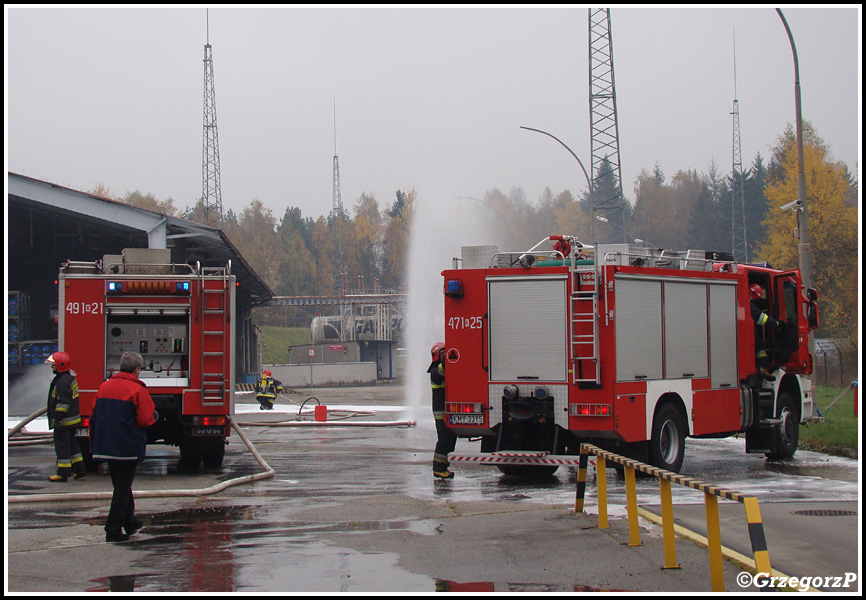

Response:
(749, 284), (763, 300)
(46, 351), (72, 372)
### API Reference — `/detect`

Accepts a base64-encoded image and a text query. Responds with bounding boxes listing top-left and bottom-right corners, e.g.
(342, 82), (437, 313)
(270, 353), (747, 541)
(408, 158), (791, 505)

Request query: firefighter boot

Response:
(434, 470), (455, 479)
(49, 474), (67, 482)
(758, 367), (776, 382)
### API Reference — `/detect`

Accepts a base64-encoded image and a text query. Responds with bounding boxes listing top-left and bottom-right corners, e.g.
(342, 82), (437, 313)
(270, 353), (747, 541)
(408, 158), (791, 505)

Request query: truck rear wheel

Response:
(650, 403), (685, 473)
(179, 442), (202, 470)
(202, 440), (226, 468)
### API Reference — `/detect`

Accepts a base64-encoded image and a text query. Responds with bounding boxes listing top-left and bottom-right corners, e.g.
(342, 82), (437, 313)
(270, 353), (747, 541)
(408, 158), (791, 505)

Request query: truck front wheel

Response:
(650, 403), (686, 473)
(766, 391), (799, 460)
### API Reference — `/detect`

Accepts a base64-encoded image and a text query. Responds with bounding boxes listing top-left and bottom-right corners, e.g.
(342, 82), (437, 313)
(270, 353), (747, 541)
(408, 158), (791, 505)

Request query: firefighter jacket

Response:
(751, 300), (778, 329)
(47, 370), (81, 430)
(256, 376), (283, 399)
(90, 371), (156, 463)
(428, 359), (445, 417)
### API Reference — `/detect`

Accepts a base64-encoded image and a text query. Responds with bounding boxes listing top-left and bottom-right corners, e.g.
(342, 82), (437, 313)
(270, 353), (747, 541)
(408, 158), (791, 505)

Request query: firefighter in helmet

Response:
(428, 341), (456, 478)
(45, 351), (86, 481)
(750, 284), (782, 382)
(256, 369), (283, 410)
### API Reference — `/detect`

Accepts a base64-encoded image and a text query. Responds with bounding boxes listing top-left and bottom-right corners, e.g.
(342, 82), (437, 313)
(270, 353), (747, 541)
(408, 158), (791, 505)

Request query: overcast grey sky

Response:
(5, 5), (861, 222)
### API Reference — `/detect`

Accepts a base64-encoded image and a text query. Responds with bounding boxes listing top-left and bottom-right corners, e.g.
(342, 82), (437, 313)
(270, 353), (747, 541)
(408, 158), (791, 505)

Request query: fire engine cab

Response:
(59, 248), (235, 469)
(442, 236), (820, 475)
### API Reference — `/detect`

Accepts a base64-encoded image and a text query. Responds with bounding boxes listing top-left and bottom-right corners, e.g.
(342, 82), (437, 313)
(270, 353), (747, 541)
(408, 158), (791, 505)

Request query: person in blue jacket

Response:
(90, 351), (156, 542)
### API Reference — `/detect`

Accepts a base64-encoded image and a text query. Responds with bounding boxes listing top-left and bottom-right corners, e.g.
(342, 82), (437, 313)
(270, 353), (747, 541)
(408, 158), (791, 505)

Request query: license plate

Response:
(75, 428), (89, 438)
(449, 414), (484, 425)
(192, 427), (224, 436)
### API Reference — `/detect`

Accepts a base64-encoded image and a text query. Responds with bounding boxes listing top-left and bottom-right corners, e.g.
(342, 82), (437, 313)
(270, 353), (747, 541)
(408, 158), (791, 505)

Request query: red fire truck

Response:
(60, 248), (235, 469)
(442, 236), (820, 475)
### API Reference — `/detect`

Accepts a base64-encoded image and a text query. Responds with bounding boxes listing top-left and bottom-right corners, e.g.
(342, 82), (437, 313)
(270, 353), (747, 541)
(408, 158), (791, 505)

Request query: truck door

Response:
(772, 271), (809, 373)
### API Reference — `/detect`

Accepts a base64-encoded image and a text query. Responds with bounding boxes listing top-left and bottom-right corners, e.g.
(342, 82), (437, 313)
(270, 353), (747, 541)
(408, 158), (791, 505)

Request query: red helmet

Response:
(263, 370), (272, 377)
(749, 284), (763, 300)
(46, 351), (72, 372)
(430, 342), (445, 361)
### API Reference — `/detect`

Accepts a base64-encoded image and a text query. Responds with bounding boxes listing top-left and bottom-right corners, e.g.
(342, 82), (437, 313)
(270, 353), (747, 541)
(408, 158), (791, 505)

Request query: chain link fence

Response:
(813, 338), (858, 388)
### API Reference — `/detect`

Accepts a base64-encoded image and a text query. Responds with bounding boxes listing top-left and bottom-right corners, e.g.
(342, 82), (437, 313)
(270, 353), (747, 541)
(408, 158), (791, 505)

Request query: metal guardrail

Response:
(576, 443), (773, 592)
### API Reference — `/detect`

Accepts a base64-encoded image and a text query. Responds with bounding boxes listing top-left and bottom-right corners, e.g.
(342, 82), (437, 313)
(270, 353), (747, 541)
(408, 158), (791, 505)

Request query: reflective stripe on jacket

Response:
(47, 371), (81, 429)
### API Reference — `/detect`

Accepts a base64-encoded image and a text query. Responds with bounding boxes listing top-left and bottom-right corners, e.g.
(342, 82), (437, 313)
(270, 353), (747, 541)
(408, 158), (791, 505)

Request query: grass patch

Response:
(799, 384), (859, 458)
(259, 326), (311, 365)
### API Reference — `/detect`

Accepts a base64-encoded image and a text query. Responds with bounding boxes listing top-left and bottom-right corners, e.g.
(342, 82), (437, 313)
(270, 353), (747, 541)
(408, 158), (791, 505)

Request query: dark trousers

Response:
(53, 426), (85, 478)
(105, 461), (138, 535)
(433, 418), (457, 472)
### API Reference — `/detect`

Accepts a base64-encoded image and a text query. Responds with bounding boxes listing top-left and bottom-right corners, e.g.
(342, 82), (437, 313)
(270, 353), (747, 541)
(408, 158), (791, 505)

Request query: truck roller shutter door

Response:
(488, 277), (567, 382)
(616, 277), (663, 381)
(709, 283), (738, 388)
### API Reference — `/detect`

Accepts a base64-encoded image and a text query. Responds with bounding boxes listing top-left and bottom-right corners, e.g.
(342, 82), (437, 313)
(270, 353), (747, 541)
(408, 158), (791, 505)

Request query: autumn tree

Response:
(309, 216), (336, 295)
(630, 166), (673, 247)
(756, 122), (858, 343)
(120, 190), (182, 217)
(552, 189), (590, 242)
(382, 189), (415, 291)
(348, 192), (383, 291)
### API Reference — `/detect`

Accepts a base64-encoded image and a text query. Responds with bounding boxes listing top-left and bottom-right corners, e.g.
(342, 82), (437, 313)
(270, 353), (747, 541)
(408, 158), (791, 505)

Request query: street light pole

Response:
(776, 9), (811, 291)
(520, 126), (594, 245)
(776, 8), (815, 367)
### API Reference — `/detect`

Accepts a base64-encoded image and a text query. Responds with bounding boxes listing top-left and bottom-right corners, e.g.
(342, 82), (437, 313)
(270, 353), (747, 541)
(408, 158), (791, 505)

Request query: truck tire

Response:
(202, 440), (226, 468)
(650, 403), (686, 473)
(179, 442), (202, 470)
(766, 391), (799, 459)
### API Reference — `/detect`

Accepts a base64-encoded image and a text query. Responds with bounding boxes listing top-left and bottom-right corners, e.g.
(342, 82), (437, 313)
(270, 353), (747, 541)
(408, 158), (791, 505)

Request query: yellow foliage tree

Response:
(756, 123), (858, 343)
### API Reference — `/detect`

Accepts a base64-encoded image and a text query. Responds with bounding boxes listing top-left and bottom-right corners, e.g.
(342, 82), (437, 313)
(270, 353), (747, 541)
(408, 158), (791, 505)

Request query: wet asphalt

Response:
(6, 385), (861, 593)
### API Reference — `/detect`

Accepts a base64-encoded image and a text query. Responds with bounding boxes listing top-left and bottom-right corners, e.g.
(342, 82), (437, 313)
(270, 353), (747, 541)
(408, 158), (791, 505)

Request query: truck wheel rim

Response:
(660, 419), (680, 464)
(780, 407), (795, 446)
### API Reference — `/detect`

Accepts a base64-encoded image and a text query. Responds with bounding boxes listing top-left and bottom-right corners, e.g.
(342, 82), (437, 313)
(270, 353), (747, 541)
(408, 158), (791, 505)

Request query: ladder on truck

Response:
(199, 263), (231, 407)
(570, 259), (600, 386)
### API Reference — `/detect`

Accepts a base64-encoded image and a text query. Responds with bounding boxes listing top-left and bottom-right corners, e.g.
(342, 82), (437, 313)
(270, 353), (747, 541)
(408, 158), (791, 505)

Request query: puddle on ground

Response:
(436, 580), (633, 592)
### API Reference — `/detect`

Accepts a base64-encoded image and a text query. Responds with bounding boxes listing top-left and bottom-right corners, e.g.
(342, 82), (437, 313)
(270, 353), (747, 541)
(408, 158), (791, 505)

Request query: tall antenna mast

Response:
(202, 9), (223, 227)
(588, 8), (626, 243)
(331, 98), (346, 294)
(731, 29), (748, 262)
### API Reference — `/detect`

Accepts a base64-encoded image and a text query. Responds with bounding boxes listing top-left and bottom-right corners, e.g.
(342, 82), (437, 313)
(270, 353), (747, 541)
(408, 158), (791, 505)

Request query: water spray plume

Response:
(402, 192), (497, 428)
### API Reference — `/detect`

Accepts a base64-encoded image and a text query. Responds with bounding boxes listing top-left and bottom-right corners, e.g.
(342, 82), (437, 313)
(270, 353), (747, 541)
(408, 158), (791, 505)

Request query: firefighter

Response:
(45, 351), (86, 482)
(90, 351), (156, 542)
(750, 284), (782, 382)
(256, 370), (283, 410)
(428, 341), (456, 479)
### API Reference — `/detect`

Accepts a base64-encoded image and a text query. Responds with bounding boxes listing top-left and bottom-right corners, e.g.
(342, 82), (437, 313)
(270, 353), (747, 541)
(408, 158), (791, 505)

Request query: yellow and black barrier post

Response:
(577, 443), (774, 592)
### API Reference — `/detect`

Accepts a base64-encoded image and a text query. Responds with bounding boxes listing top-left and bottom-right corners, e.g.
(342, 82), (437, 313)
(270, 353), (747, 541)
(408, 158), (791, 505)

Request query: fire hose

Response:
(8, 397), (414, 503)
(8, 415), (274, 504)
(233, 395), (417, 428)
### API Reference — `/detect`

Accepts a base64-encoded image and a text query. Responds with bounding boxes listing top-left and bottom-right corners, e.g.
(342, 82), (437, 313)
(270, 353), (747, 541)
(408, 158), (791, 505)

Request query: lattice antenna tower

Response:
(588, 8), (626, 243)
(731, 31), (748, 262)
(202, 10), (223, 228)
(331, 99), (346, 294)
